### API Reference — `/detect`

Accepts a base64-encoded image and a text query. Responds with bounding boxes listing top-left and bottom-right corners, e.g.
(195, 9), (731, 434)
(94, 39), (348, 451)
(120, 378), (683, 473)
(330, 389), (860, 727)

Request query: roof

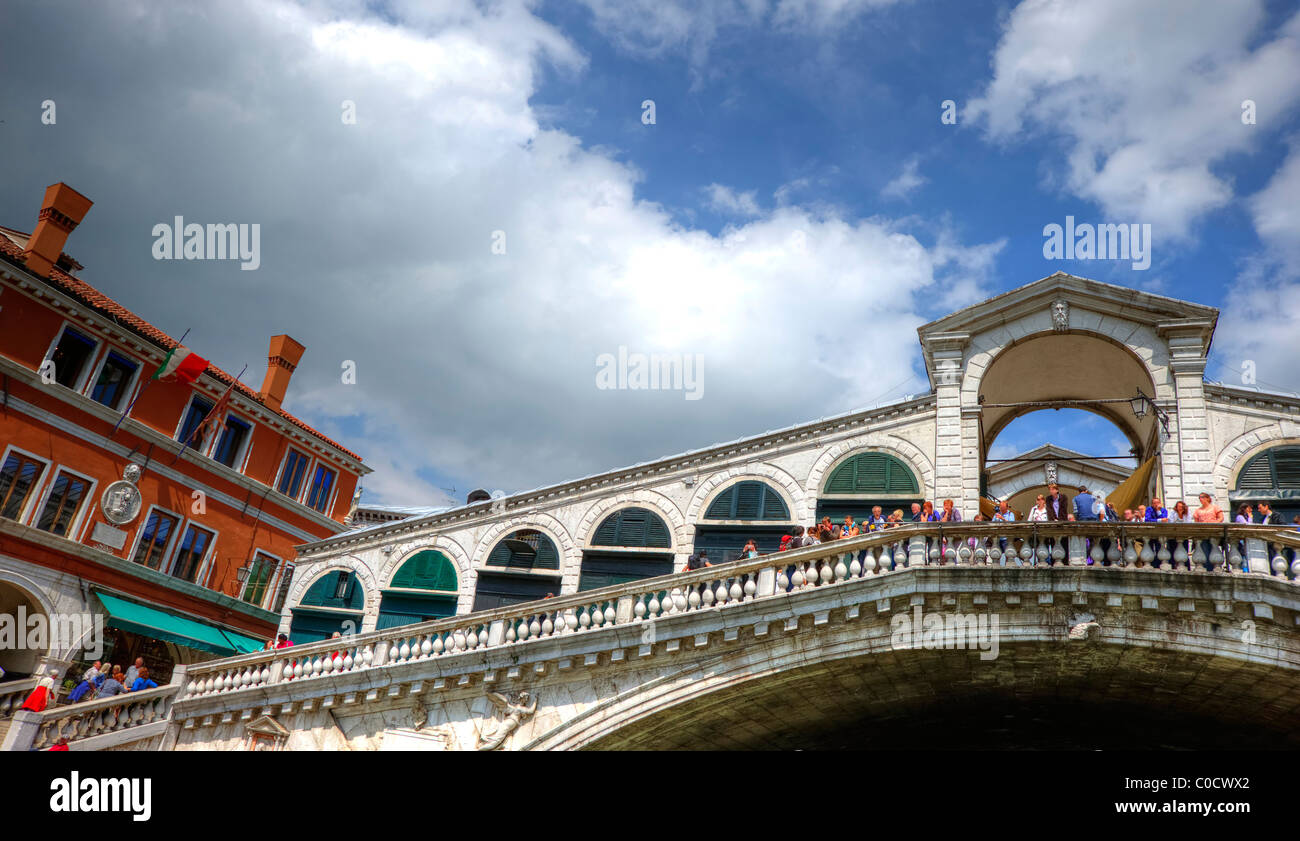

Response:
(0, 231), (364, 463)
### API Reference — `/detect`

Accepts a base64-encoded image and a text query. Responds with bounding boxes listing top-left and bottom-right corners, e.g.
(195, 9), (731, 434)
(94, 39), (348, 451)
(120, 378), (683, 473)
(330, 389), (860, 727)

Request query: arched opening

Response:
(816, 451), (922, 527)
(472, 530), (563, 611)
(377, 550), (459, 630)
(693, 480), (794, 562)
(0, 580), (48, 678)
(1233, 445), (1300, 522)
(985, 411), (1140, 518)
(976, 331), (1158, 464)
(976, 332), (1158, 515)
(289, 570), (365, 643)
(579, 507), (675, 591)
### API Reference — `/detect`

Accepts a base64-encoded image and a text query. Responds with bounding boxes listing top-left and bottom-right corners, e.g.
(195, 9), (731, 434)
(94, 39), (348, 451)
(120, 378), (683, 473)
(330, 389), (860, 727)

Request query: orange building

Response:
(0, 183), (368, 683)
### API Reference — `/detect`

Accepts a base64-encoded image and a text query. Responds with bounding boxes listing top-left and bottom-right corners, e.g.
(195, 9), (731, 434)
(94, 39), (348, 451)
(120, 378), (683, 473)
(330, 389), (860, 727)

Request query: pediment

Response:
(246, 715), (290, 738)
(917, 272), (1218, 343)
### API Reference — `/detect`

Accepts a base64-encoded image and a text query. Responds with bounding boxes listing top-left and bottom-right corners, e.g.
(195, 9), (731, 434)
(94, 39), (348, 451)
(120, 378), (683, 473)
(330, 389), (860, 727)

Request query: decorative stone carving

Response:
(410, 696), (428, 731)
(244, 715), (289, 751)
(1067, 612), (1099, 641)
(99, 463), (144, 525)
(1044, 461), (1058, 485)
(1051, 299), (1069, 332)
(476, 691), (536, 751)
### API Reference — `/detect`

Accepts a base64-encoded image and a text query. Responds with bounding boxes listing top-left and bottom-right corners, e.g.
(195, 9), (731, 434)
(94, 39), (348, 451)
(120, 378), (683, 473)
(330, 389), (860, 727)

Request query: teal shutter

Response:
(823, 453), (919, 495)
(390, 550), (458, 592)
(703, 482), (790, 521)
(299, 571), (364, 611)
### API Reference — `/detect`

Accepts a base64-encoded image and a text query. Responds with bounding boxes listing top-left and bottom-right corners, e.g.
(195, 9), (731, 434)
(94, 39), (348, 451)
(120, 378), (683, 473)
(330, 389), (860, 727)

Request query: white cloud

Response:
(704, 183), (762, 216)
(880, 157), (927, 200)
(1, 0), (1001, 504)
(968, 0), (1300, 239)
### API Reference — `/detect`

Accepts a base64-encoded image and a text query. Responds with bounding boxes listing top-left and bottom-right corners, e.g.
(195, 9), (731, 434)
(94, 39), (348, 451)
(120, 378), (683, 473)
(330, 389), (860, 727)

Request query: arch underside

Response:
(582, 643), (1300, 750)
(978, 332), (1158, 463)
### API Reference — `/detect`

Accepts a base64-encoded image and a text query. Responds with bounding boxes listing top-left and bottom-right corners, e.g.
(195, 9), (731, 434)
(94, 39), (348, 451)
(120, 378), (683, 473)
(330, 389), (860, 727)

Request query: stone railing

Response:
(24, 683), (179, 750)
(177, 522), (1300, 705)
(0, 679), (38, 718)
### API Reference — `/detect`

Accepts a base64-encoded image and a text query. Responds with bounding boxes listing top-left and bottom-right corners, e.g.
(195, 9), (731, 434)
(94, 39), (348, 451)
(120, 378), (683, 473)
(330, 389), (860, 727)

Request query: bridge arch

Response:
(969, 328), (1161, 465)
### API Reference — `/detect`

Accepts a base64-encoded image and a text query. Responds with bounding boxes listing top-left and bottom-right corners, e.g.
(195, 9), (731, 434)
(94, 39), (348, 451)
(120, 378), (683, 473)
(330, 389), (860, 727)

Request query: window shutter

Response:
(735, 482), (763, 518)
(1273, 448), (1300, 488)
(1236, 454), (1274, 490)
(705, 487), (736, 519)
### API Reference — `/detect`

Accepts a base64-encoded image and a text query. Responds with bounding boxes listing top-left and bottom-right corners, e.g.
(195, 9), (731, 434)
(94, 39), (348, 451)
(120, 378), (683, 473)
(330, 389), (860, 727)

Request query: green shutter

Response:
(299, 571), (364, 610)
(823, 453), (919, 495)
(591, 507), (672, 549)
(1274, 449), (1300, 488)
(390, 550), (458, 592)
(703, 482), (790, 521)
(486, 530), (561, 571)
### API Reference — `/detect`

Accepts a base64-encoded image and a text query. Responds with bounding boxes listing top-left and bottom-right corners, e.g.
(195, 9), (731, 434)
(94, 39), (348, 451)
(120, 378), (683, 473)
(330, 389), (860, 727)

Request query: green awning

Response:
(95, 591), (264, 657)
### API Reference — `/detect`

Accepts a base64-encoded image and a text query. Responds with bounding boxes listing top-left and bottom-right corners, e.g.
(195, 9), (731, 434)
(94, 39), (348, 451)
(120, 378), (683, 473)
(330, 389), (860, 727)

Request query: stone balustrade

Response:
(0, 679), (38, 718)
(176, 522), (1300, 706)
(31, 683), (177, 749)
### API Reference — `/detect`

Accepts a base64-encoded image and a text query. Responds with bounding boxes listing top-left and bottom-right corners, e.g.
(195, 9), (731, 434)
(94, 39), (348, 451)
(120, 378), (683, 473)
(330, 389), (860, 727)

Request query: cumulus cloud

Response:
(0, 0), (1002, 505)
(968, 0), (1300, 239)
(704, 183), (763, 216)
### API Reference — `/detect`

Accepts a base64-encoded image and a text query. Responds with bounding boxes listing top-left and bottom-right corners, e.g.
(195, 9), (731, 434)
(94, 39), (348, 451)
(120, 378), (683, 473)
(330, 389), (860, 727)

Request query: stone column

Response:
(1159, 320), (1216, 502)
(926, 332), (975, 514)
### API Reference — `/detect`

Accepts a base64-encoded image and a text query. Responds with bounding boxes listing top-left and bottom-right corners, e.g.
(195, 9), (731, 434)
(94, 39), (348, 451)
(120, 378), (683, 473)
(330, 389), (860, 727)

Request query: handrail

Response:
(174, 521), (1300, 703)
(23, 683), (180, 750)
(0, 678), (40, 718)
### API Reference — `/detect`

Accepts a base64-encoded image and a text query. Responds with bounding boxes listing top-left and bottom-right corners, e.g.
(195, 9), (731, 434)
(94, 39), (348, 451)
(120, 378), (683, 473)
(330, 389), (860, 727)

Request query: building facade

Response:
(0, 183), (368, 683)
(283, 273), (1300, 640)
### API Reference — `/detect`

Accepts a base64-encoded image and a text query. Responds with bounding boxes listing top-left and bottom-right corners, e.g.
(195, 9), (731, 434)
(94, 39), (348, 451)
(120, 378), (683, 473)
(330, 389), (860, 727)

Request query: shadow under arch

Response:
(973, 329), (1160, 468)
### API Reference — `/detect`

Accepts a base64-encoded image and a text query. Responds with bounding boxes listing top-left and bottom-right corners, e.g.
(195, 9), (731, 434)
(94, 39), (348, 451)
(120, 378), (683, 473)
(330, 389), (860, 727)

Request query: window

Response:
(212, 416), (251, 468)
(241, 552), (280, 607)
(278, 450), (309, 498)
(0, 452), (47, 521)
(35, 471), (90, 537)
(48, 327), (97, 389)
(170, 524), (215, 583)
(178, 396), (213, 447)
(305, 464), (336, 513)
(90, 351), (139, 410)
(271, 563), (295, 613)
(378, 550), (459, 630)
(133, 509), (180, 570)
(703, 481), (791, 520)
(486, 530), (561, 570)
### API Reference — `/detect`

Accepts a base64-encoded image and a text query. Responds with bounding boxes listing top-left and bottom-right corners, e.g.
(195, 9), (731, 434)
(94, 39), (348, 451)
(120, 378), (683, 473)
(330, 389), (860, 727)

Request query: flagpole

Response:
(109, 328), (190, 439)
(171, 363), (248, 466)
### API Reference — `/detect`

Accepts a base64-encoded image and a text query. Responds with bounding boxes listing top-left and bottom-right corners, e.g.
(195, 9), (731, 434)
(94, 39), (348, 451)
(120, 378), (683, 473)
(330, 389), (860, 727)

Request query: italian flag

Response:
(152, 345), (208, 384)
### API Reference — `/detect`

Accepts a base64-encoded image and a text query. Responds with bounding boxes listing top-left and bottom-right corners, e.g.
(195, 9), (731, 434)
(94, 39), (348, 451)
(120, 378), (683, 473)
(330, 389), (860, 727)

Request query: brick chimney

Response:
(22, 183), (93, 278)
(259, 335), (306, 412)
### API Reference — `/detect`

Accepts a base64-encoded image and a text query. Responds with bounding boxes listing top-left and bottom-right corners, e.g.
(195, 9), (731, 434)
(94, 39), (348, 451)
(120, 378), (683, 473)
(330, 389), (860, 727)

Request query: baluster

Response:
(834, 554), (849, 581)
(1271, 555), (1288, 577)
(957, 545), (971, 566)
(687, 586), (701, 610)
(1209, 544), (1225, 572)
(1139, 541), (1155, 567)
(1173, 541), (1189, 571)
(849, 552), (862, 578)
(729, 577), (744, 601)
(633, 597), (648, 620)
(864, 548), (879, 574)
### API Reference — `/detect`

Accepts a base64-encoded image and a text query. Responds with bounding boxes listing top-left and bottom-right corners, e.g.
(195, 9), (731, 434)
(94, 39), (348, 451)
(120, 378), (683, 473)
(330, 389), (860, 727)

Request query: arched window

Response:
(485, 529), (561, 570)
(473, 529), (563, 611)
(580, 507), (674, 591)
(1233, 446), (1300, 521)
(695, 481), (794, 563)
(377, 550), (459, 630)
(816, 451), (921, 526)
(823, 452), (919, 495)
(591, 507), (672, 548)
(703, 481), (790, 520)
(289, 570), (365, 643)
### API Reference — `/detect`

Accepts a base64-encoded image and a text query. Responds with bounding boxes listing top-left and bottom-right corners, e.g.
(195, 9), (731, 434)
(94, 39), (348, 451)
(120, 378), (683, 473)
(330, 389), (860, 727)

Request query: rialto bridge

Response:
(5, 521), (1300, 751)
(7, 272), (1300, 750)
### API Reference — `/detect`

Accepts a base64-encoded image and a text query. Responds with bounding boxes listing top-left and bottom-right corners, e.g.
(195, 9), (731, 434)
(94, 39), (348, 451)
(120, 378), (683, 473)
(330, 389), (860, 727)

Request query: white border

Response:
(128, 503), (184, 571)
(41, 321), (100, 394)
(28, 463), (98, 542)
(0, 444), (52, 525)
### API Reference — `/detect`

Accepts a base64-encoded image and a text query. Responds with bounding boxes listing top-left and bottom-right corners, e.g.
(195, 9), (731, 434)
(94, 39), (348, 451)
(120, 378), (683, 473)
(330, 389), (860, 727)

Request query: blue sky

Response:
(3, 0), (1299, 504)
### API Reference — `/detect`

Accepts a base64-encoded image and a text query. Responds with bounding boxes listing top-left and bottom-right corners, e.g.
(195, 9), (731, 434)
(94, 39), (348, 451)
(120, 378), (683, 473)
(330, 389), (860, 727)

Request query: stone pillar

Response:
(926, 331), (975, 514)
(1, 710), (40, 752)
(1159, 320), (1216, 502)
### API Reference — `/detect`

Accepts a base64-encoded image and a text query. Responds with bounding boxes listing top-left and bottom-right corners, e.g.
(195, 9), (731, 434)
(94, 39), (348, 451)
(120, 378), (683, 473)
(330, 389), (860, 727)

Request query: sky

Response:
(2, 0), (1298, 506)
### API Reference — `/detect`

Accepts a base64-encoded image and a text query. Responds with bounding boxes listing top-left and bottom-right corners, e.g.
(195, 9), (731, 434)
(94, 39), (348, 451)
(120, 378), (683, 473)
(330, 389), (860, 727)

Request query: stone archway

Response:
(0, 571), (54, 678)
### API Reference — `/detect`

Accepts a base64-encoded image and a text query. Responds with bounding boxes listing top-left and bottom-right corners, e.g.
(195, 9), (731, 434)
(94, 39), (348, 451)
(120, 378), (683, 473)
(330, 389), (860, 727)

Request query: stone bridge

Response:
(6, 522), (1300, 751)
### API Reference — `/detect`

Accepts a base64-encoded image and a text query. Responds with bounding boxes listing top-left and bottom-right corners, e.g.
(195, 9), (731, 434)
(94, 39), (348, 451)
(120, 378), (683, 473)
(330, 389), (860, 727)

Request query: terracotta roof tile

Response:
(0, 234), (364, 464)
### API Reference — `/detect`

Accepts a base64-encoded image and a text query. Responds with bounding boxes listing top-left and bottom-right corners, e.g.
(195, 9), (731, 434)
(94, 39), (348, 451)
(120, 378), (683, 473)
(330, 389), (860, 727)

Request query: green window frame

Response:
(822, 452), (919, 495)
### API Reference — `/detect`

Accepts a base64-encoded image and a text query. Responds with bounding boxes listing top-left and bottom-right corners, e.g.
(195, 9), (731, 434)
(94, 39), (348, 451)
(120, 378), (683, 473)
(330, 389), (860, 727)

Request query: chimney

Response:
(259, 335), (306, 412)
(22, 183), (93, 278)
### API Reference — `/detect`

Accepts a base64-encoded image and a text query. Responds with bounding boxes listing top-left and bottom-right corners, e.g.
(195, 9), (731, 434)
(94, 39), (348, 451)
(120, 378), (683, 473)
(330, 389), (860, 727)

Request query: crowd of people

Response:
(683, 483), (1298, 570)
(18, 656), (160, 714)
